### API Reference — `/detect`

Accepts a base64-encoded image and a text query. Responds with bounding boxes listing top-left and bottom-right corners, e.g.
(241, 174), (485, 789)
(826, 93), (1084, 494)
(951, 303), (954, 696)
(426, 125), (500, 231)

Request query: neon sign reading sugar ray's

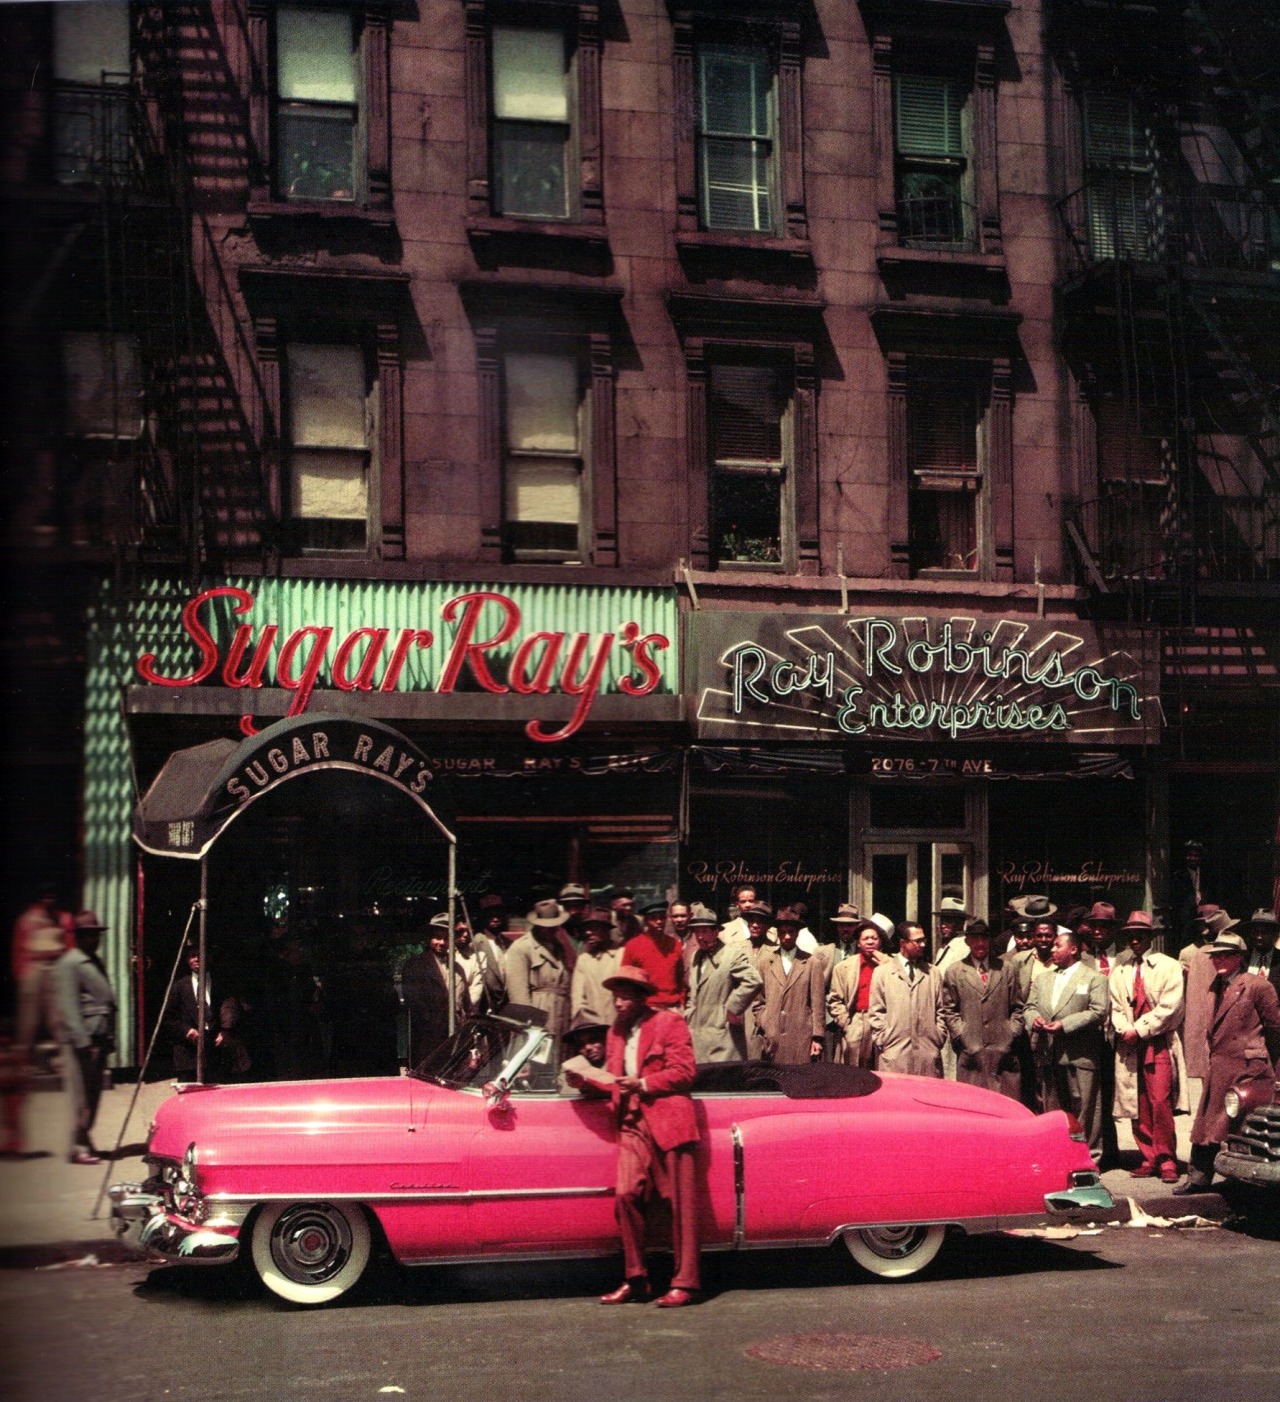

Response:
(136, 587), (670, 743)
(695, 611), (1157, 746)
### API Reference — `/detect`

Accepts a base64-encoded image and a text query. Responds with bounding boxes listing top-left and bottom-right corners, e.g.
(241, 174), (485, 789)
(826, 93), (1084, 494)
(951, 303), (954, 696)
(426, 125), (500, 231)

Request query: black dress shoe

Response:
(1171, 1175), (1212, 1196)
(600, 1278), (650, 1304)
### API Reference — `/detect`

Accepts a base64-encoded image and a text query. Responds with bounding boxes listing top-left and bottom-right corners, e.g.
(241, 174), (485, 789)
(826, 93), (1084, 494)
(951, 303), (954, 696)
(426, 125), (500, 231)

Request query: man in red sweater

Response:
(623, 901), (687, 1009)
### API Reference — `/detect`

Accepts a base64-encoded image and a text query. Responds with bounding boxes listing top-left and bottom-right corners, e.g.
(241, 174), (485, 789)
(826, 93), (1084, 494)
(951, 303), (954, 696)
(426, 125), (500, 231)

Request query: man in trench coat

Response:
(868, 922), (945, 1076)
(755, 907), (825, 1064)
(940, 920), (1023, 1099)
(1179, 929), (1280, 1192)
(683, 906), (762, 1063)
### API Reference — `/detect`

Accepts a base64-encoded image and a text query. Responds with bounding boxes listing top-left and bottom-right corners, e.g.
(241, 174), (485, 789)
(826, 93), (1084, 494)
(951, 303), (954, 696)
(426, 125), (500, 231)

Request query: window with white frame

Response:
(276, 5), (359, 201)
(491, 26), (573, 220)
(286, 343), (372, 551)
(907, 365), (985, 574)
(63, 332), (144, 439)
(1083, 92), (1160, 261)
(708, 361), (792, 566)
(697, 45), (777, 233)
(52, 1), (130, 185)
(894, 70), (974, 249)
(503, 351), (587, 560)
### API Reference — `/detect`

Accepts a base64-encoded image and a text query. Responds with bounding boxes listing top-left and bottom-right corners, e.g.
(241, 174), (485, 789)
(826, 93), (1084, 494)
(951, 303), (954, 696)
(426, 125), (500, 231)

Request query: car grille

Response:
(1226, 1106), (1280, 1162)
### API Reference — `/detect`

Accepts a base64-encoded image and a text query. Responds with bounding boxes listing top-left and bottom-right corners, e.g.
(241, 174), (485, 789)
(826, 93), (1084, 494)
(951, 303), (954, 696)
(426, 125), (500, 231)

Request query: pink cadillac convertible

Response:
(110, 1009), (1112, 1305)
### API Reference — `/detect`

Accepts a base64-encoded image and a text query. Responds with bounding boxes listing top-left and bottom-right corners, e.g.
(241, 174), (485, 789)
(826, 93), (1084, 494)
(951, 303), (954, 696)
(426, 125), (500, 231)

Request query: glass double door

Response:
(862, 842), (971, 930)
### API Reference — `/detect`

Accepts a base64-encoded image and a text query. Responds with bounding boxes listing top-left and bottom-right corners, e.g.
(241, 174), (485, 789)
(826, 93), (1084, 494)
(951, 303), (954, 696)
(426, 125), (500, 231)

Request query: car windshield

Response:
(412, 1017), (551, 1091)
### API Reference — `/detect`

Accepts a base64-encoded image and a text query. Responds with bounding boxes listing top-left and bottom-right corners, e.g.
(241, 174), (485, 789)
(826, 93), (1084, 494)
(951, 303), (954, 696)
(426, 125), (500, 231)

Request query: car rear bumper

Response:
(1043, 1173), (1115, 1217)
(109, 1183), (246, 1265)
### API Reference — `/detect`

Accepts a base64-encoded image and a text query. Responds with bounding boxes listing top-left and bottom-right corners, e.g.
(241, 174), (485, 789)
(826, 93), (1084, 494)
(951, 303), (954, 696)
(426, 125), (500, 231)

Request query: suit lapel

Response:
(1049, 964), (1081, 1019)
(1211, 975), (1246, 1032)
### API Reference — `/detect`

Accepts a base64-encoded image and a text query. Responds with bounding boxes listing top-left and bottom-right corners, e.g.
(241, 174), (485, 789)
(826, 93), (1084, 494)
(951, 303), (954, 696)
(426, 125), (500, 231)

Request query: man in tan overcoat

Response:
(868, 922), (945, 1076)
(683, 904), (762, 1062)
(1108, 911), (1188, 1183)
(507, 900), (573, 1038)
(755, 907), (825, 1064)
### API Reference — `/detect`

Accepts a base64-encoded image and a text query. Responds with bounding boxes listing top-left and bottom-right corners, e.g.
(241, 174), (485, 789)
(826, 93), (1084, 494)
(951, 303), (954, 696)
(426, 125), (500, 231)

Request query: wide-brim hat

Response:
(1247, 908), (1280, 929)
(559, 883), (589, 902)
(74, 910), (107, 932)
(527, 899), (570, 927)
(934, 895), (968, 918)
(602, 964), (656, 994)
(1010, 894), (1057, 919)
(1203, 910), (1240, 939)
(429, 912), (452, 929)
(565, 1010), (609, 1039)
(774, 905), (804, 927)
(963, 919), (990, 938)
(740, 902), (774, 921)
(1086, 901), (1119, 925)
(580, 907), (615, 929)
(830, 903), (861, 925)
(687, 903), (720, 929)
(1120, 910), (1157, 934)
(1206, 931), (1248, 956)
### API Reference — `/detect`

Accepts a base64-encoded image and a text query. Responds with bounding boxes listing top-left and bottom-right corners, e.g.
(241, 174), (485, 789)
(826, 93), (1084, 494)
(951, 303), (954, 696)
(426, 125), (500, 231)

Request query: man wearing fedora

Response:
(1244, 908), (1280, 995)
(1025, 926), (1110, 1163)
(506, 901), (573, 1038)
(940, 920), (1024, 1100)
(559, 1010), (610, 1092)
(54, 912), (117, 1165)
(1178, 925), (1280, 1193)
(570, 908), (622, 1028)
(933, 896), (971, 976)
(869, 922), (946, 1077)
(575, 965), (700, 1307)
(827, 915), (890, 1067)
(1181, 908), (1237, 1089)
(1109, 911), (1188, 1183)
(683, 905), (762, 1063)
(756, 907), (826, 1064)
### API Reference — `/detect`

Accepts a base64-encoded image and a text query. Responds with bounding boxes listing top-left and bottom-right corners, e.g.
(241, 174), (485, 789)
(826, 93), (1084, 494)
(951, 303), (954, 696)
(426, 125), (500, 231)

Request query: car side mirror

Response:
(483, 1078), (511, 1110)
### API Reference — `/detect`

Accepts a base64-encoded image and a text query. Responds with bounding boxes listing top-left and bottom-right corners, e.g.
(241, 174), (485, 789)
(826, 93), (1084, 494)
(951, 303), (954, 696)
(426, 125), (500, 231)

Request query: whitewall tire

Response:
(842, 1223), (946, 1279)
(251, 1201), (372, 1305)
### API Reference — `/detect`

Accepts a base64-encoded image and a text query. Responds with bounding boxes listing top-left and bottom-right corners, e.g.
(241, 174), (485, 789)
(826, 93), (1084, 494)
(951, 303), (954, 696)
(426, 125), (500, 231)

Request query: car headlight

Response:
(1224, 1088), (1242, 1121)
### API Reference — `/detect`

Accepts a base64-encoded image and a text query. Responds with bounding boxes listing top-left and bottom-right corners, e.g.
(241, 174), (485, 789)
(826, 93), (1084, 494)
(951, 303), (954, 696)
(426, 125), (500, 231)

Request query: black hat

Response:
(74, 910), (107, 932)
(639, 899), (669, 917)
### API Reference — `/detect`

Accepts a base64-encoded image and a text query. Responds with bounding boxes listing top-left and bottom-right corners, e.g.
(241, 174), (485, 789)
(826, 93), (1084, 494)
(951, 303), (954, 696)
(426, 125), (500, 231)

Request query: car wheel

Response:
(842, 1223), (946, 1279)
(251, 1201), (371, 1305)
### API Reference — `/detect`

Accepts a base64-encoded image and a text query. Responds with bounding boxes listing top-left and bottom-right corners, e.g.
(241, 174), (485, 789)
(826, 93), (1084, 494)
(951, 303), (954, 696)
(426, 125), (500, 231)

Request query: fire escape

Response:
(4, 1), (277, 583)
(1049, 0), (1280, 759)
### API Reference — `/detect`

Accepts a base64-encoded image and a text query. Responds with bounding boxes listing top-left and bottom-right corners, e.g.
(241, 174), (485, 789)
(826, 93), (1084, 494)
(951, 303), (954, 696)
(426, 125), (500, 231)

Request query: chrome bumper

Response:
(1043, 1174), (1115, 1217)
(1215, 1149), (1280, 1189)
(109, 1183), (246, 1266)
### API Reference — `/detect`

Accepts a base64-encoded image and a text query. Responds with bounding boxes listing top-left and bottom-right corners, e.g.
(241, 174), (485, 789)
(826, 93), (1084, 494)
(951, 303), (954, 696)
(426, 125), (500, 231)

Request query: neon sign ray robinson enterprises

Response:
(694, 613), (1158, 746)
(135, 586), (672, 743)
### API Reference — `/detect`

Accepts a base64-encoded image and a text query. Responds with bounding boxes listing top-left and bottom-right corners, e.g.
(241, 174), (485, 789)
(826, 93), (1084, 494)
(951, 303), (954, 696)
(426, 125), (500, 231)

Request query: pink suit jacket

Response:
(605, 1008), (700, 1151)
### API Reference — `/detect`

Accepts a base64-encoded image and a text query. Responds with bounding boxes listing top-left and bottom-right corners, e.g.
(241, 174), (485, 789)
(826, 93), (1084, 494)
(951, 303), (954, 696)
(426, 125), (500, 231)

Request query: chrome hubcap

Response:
(270, 1205), (352, 1284)
(858, 1226), (928, 1260)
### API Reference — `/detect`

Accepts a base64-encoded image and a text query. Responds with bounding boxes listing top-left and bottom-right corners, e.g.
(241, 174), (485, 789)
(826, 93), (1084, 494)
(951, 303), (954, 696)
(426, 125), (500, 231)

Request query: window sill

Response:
(247, 196), (397, 234)
(467, 216), (609, 248)
(876, 242), (1010, 302)
(878, 244), (1004, 272)
(677, 229), (813, 266)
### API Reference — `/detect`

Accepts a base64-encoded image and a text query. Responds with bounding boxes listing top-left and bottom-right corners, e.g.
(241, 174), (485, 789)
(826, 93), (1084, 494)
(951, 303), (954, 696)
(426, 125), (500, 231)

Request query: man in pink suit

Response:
(585, 963), (701, 1308)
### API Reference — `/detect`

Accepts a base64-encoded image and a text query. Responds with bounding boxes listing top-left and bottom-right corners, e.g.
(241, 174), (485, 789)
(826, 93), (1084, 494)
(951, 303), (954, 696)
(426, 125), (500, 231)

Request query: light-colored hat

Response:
(1205, 931), (1248, 956)
(527, 899), (570, 928)
(934, 896), (968, 918)
(869, 912), (895, 940)
(1203, 910), (1240, 939)
(830, 903), (861, 925)
(429, 912), (452, 929)
(559, 882), (589, 902)
(687, 904), (720, 929)
(602, 964), (656, 994)
(1010, 894), (1058, 920)
(1246, 908), (1279, 929)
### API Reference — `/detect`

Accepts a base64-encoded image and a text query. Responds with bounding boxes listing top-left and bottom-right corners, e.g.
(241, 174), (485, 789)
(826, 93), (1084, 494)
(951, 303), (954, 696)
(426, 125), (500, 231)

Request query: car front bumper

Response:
(109, 1183), (247, 1265)
(1214, 1149), (1280, 1190)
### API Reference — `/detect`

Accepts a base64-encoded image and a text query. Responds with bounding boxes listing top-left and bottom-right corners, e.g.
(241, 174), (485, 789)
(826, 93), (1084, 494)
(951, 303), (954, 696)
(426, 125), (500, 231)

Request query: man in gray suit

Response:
(1026, 927), (1110, 1164)
(55, 911), (118, 1165)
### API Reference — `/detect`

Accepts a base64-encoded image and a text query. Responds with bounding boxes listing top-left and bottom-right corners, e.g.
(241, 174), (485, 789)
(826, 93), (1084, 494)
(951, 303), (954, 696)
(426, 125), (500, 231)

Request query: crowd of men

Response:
(404, 880), (1280, 1198)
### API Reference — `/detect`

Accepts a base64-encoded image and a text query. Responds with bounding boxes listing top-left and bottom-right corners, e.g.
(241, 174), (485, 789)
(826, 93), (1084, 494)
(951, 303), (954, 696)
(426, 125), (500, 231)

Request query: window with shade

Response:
(52, 1), (130, 186)
(907, 368), (985, 574)
(276, 6), (359, 202)
(1083, 93), (1159, 262)
(697, 45), (777, 232)
(894, 71), (974, 249)
(286, 343), (373, 552)
(503, 352), (587, 560)
(491, 26), (573, 220)
(708, 362), (792, 567)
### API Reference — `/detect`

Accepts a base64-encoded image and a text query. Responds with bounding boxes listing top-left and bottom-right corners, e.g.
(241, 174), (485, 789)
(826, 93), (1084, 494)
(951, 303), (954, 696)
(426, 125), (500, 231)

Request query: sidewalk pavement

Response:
(0, 1077), (1232, 1269)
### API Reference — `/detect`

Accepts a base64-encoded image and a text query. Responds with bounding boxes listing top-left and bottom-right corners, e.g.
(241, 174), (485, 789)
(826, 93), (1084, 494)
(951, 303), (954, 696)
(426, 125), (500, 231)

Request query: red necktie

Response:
(979, 964), (988, 985)
(1132, 964), (1147, 1016)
